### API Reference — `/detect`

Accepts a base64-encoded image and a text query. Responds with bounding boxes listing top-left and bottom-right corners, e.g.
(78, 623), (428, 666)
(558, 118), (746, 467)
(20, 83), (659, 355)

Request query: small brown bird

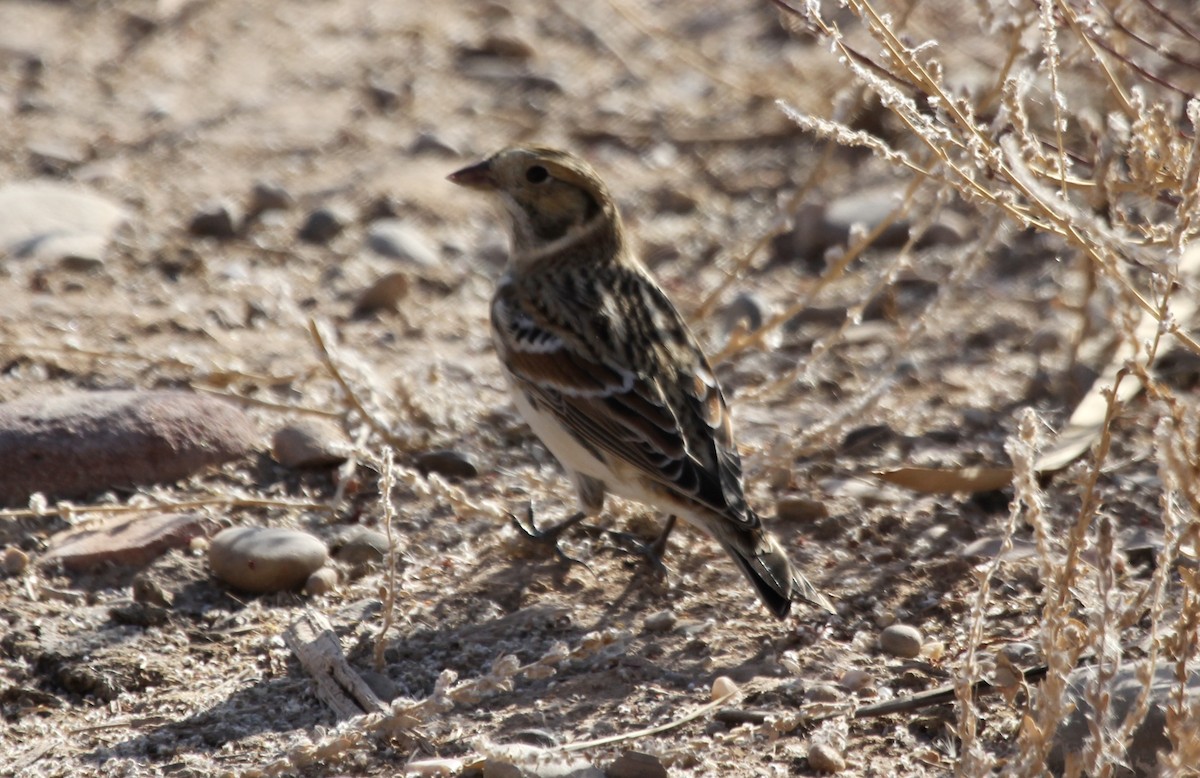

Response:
(449, 147), (834, 618)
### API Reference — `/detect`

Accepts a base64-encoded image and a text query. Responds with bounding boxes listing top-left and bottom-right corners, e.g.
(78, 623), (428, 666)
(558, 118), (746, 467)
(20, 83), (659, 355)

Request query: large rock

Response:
(1050, 663), (1200, 776)
(0, 181), (128, 261)
(0, 390), (260, 506)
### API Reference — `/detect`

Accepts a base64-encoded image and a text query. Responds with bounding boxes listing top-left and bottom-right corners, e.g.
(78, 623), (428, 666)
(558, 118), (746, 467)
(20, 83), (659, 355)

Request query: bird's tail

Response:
(720, 521), (836, 619)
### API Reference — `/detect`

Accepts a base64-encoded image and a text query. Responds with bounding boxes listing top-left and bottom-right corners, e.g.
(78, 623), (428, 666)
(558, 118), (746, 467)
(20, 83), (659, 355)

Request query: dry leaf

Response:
(877, 244), (1200, 494)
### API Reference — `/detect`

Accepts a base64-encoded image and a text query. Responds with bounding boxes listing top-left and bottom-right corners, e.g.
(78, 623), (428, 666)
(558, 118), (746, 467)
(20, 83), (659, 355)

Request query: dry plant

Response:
(754, 0), (1200, 773)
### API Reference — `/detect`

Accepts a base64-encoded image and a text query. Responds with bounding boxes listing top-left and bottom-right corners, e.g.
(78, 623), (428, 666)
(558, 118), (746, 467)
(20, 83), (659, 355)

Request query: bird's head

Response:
(449, 147), (620, 266)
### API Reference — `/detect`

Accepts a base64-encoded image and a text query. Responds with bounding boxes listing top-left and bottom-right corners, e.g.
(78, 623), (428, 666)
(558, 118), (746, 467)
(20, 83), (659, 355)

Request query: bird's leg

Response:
(509, 502), (592, 568)
(602, 514), (676, 577)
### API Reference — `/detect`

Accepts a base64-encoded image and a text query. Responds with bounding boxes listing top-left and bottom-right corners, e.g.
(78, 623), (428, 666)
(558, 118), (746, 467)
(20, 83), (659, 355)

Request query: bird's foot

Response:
(600, 515), (676, 578)
(509, 503), (593, 571)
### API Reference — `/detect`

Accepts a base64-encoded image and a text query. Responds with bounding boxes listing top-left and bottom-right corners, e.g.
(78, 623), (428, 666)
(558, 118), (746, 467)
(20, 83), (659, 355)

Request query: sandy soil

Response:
(0, 1), (1180, 775)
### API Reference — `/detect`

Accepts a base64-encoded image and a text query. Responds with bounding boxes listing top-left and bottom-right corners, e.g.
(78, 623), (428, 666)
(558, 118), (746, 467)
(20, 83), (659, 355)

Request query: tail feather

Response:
(721, 525), (836, 619)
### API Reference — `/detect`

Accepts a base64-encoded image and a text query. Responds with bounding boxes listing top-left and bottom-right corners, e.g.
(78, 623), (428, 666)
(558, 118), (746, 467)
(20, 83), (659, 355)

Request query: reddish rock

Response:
(42, 513), (216, 571)
(0, 390), (261, 506)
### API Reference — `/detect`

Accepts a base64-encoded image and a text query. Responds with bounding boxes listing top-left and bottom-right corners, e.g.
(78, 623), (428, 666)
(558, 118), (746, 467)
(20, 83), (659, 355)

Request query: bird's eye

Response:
(525, 165), (549, 184)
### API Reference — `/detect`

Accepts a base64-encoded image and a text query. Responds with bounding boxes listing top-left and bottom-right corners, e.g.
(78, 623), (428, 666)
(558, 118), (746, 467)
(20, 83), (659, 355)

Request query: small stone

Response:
(304, 566), (339, 595)
(607, 751), (668, 778)
(459, 34), (535, 61)
(363, 193), (400, 222)
(247, 181), (293, 216)
(415, 449), (478, 479)
(879, 623), (923, 658)
(187, 200), (239, 239)
(807, 742), (846, 773)
(839, 669), (872, 691)
(365, 78), (409, 113)
(643, 609), (677, 633)
(331, 527), (390, 566)
(0, 181), (128, 259)
(366, 220), (438, 268)
(43, 513), (215, 571)
(27, 139), (88, 175)
(711, 675), (738, 700)
(209, 526), (329, 594)
(272, 419), (351, 469)
(410, 132), (459, 157)
(353, 272), (410, 316)
(2, 546), (29, 576)
(807, 683), (841, 703)
(719, 292), (766, 335)
(298, 206), (348, 244)
(776, 495), (829, 523)
(58, 251), (105, 273)
(360, 669), (399, 702)
(651, 184), (697, 214)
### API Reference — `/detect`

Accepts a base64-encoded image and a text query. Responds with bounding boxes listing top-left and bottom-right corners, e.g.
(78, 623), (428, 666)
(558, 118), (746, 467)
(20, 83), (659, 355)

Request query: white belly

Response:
(511, 388), (612, 482)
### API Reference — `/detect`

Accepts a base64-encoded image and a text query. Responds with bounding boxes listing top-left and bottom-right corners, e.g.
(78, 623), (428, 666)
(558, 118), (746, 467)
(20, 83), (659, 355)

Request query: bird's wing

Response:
(492, 272), (756, 528)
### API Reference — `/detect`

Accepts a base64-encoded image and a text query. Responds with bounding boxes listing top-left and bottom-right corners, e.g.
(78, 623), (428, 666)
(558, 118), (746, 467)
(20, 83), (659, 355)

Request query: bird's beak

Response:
(447, 160), (496, 190)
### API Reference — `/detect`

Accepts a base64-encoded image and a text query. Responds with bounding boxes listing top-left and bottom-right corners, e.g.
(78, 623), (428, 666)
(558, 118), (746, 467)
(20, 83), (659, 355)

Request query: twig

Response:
(714, 664), (1054, 727)
(0, 495), (331, 521)
(307, 318), (406, 449)
(559, 684), (745, 752)
(191, 384), (343, 419)
(373, 446), (400, 671)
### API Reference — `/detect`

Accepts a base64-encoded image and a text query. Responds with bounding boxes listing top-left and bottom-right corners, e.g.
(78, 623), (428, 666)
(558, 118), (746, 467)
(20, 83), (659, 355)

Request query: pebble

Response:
(415, 449), (478, 479)
(776, 495), (829, 523)
(0, 181), (128, 260)
(360, 669), (399, 702)
(711, 675), (738, 700)
(208, 526), (329, 593)
(353, 272), (410, 316)
(462, 34), (535, 61)
(43, 513), (215, 571)
(607, 751), (668, 778)
(58, 251), (105, 273)
(187, 200), (239, 238)
(807, 742), (846, 773)
(365, 219), (439, 268)
(643, 609), (677, 633)
(331, 527), (390, 566)
(651, 184), (697, 214)
(838, 669), (872, 691)
(365, 78), (409, 113)
(27, 139), (88, 175)
(247, 181), (294, 216)
(298, 206), (348, 244)
(363, 193), (400, 221)
(271, 418), (351, 469)
(2, 546), (30, 576)
(807, 684), (841, 703)
(769, 190), (968, 270)
(303, 566), (339, 595)
(718, 292), (766, 335)
(879, 623), (923, 658)
(0, 390), (260, 506)
(410, 132), (459, 157)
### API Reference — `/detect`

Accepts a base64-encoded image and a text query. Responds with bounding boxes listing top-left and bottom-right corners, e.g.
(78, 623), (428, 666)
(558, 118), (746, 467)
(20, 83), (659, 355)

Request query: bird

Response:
(448, 146), (835, 619)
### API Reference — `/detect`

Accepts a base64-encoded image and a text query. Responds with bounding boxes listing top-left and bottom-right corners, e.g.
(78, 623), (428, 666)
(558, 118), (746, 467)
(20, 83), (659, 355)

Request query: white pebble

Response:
(711, 676), (739, 700)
